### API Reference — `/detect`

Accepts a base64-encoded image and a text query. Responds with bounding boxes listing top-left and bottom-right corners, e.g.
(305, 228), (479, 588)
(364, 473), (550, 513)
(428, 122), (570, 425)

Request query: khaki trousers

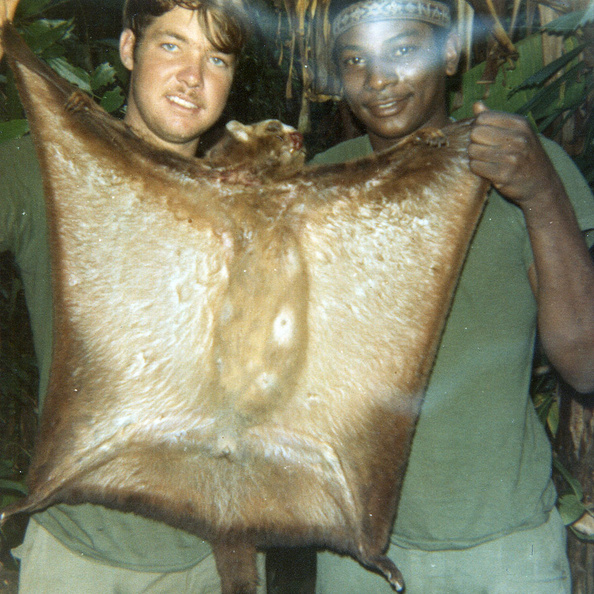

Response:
(14, 520), (267, 594)
(316, 508), (571, 594)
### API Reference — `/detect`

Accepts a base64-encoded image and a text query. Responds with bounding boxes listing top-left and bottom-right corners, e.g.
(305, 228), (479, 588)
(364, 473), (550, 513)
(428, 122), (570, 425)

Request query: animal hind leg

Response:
(361, 553), (404, 592)
(213, 541), (260, 594)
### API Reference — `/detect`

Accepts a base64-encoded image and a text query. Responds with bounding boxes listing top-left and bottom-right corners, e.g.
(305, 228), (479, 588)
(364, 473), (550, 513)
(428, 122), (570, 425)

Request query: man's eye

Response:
(342, 56), (365, 68)
(162, 43), (178, 52)
(388, 45), (415, 59)
(210, 55), (228, 67)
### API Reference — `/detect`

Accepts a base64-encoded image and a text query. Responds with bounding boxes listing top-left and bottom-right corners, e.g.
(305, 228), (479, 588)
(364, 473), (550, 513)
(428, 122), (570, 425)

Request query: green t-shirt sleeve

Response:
(0, 137), (42, 250)
(309, 134), (373, 165)
(0, 136), (53, 402)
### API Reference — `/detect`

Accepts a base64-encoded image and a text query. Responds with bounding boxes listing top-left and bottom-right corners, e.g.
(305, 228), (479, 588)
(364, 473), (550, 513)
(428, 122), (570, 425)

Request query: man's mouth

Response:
(366, 97), (408, 117)
(167, 94), (200, 110)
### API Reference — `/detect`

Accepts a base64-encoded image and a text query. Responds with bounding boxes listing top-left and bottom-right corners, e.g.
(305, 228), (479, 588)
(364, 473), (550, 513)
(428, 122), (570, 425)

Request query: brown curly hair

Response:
(122, 0), (252, 55)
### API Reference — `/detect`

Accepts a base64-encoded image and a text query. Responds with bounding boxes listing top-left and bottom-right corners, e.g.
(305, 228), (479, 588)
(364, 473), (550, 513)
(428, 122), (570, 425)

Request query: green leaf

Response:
(40, 42), (67, 60)
(0, 119), (29, 143)
(450, 34), (544, 120)
(546, 398), (559, 436)
(553, 457), (584, 500)
(543, 11), (585, 34)
(515, 62), (586, 118)
(0, 492), (24, 510)
(17, 0), (56, 18)
(21, 19), (74, 53)
(512, 44), (584, 93)
(100, 87), (126, 113)
(533, 390), (555, 426)
(46, 57), (92, 92)
(536, 110), (564, 134)
(0, 479), (27, 495)
(558, 493), (587, 525)
(0, 460), (13, 478)
(580, 5), (594, 27)
(91, 63), (117, 91)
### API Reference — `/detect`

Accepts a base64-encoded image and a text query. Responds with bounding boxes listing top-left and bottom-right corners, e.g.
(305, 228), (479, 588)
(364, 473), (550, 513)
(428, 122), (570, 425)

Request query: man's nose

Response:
(365, 58), (397, 90)
(177, 59), (203, 87)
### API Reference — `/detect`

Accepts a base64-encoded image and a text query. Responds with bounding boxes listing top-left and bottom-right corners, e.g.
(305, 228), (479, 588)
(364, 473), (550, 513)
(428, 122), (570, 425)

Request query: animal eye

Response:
(265, 121), (283, 133)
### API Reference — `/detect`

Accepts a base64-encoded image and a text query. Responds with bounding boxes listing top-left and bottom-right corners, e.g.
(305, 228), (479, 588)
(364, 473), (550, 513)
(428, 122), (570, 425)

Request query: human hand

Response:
(0, 0), (20, 61)
(1, 0), (19, 23)
(468, 102), (564, 209)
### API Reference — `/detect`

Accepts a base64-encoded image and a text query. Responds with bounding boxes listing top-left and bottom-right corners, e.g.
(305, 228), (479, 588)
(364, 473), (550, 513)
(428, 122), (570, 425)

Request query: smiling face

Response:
(335, 19), (460, 152)
(119, 6), (236, 157)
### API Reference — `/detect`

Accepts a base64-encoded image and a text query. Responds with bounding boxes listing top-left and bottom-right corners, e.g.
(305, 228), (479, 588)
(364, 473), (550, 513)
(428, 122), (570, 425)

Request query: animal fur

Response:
(0, 22), (489, 594)
(204, 119), (306, 180)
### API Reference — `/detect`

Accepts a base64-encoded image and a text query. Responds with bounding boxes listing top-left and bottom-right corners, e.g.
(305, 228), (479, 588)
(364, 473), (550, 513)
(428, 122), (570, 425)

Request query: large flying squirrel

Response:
(0, 18), (488, 594)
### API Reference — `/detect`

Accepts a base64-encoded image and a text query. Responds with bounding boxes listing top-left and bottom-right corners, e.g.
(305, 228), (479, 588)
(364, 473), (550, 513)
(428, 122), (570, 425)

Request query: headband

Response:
(332, 0), (451, 40)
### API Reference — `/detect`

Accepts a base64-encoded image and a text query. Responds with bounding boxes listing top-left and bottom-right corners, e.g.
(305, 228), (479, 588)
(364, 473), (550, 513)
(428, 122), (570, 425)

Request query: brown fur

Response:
(0, 22), (489, 593)
(204, 119), (306, 181)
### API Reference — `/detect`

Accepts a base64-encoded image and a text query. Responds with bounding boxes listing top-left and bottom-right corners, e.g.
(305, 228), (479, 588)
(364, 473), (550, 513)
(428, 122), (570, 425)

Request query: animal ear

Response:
(225, 120), (250, 143)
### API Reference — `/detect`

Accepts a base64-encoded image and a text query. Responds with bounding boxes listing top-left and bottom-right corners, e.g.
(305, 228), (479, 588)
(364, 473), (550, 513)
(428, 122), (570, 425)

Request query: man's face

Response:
(335, 19), (459, 151)
(119, 6), (236, 156)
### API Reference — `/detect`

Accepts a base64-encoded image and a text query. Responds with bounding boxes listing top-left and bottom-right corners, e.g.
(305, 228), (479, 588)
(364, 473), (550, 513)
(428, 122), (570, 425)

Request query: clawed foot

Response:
(65, 90), (94, 113)
(359, 551), (405, 592)
(412, 127), (448, 148)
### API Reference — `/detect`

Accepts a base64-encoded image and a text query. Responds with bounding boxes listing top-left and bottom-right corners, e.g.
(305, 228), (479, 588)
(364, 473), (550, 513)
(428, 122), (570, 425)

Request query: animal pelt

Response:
(0, 21), (489, 594)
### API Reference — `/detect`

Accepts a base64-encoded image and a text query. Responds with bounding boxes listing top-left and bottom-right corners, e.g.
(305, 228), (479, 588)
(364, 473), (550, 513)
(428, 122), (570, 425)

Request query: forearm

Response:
(523, 184), (594, 393)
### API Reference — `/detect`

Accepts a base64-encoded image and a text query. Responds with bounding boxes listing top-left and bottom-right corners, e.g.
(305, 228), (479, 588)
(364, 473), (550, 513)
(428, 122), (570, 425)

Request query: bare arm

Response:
(468, 102), (594, 393)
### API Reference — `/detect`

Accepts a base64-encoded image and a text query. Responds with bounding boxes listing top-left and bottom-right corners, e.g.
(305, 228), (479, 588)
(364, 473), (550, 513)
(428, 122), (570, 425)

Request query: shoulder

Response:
(0, 133), (36, 157)
(0, 134), (40, 177)
(309, 134), (373, 165)
(0, 134), (45, 247)
(0, 134), (42, 190)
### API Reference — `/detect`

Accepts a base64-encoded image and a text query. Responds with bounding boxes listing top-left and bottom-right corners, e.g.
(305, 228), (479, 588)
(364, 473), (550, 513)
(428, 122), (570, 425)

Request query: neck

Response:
(369, 110), (451, 153)
(125, 119), (200, 158)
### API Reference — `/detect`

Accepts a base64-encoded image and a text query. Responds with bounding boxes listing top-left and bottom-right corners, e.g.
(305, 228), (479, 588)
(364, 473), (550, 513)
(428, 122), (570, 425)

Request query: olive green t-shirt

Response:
(312, 133), (594, 550)
(0, 135), (212, 570)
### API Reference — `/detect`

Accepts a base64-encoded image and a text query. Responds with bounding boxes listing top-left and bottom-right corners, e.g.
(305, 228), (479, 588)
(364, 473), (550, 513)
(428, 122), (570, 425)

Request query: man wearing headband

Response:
(307, 0), (594, 591)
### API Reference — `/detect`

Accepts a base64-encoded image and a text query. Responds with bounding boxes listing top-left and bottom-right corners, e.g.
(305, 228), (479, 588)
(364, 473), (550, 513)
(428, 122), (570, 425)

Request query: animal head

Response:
(205, 119), (306, 179)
